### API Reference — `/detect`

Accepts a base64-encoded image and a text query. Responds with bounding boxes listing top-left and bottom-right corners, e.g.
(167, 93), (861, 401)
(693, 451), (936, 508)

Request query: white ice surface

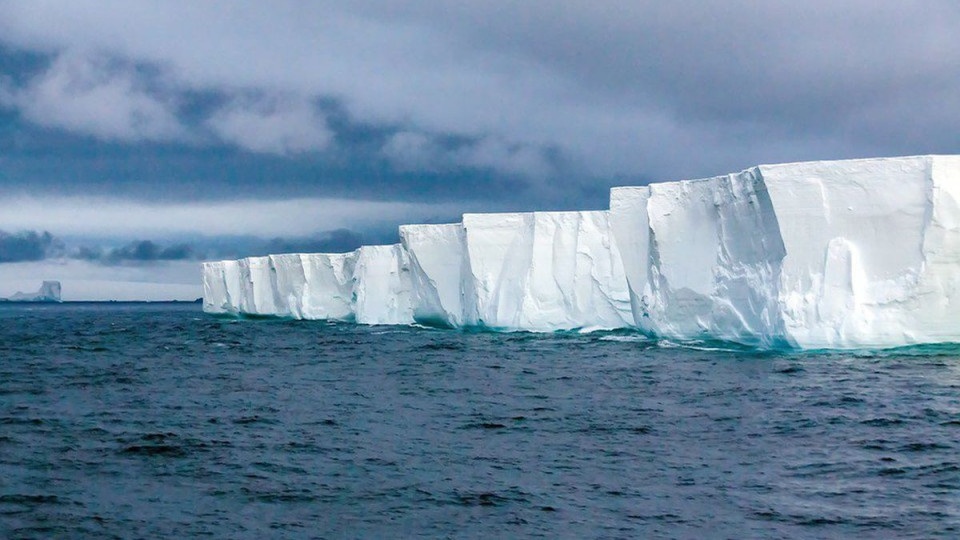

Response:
(762, 155), (960, 348)
(201, 261), (228, 313)
(610, 155), (960, 348)
(269, 254), (306, 318)
(203, 155), (960, 349)
(400, 223), (467, 327)
(300, 252), (357, 321)
(353, 244), (414, 325)
(462, 211), (632, 331)
(611, 169), (786, 346)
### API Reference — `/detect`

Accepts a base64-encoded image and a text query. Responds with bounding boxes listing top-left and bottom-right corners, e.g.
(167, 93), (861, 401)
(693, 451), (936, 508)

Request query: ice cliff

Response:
(459, 211), (631, 331)
(202, 155), (960, 349)
(610, 155), (960, 348)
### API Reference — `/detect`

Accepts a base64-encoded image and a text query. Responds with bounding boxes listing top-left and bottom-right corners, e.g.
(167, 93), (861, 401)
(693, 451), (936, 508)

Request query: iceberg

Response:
(202, 154), (960, 349)
(764, 156), (960, 348)
(238, 256), (281, 316)
(397, 212), (632, 330)
(2, 280), (62, 302)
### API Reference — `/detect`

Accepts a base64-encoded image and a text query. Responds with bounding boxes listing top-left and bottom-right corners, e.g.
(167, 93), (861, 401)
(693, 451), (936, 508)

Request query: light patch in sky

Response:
(206, 96), (334, 155)
(0, 196), (462, 238)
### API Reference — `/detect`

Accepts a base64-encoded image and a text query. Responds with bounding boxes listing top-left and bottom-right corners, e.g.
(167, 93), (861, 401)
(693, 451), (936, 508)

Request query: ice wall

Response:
(204, 246), (415, 324)
(462, 211), (632, 331)
(610, 155), (960, 348)
(239, 256), (281, 316)
(400, 223), (468, 327)
(202, 154), (960, 349)
(269, 254), (307, 319)
(610, 169), (787, 346)
(201, 261), (229, 313)
(761, 156), (960, 347)
(300, 252), (357, 321)
(222, 260), (243, 314)
(353, 244), (414, 325)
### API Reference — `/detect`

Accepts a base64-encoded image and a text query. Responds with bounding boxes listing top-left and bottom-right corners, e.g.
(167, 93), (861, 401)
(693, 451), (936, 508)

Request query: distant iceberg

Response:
(2, 280), (62, 302)
(203, 155), (960, 349)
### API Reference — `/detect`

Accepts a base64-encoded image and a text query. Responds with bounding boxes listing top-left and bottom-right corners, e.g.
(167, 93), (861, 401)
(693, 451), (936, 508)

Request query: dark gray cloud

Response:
(0, 228), (372, 265)
(69, 239), (196, 264)
(0, 229), (63, 262)
(259, 229), (363, 256)
(106, 240), (195, 263)
(0, 1), (956, 214)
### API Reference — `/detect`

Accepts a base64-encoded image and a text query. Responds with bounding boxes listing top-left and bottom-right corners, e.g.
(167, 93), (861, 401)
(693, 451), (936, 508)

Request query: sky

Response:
(0, 1), (958, 299)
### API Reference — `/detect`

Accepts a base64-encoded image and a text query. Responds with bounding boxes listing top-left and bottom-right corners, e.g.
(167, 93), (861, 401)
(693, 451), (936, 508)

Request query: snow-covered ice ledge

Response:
(202, 155), (960, 349)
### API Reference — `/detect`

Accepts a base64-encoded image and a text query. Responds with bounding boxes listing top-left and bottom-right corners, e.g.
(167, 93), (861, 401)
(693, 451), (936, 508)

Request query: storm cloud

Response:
(0, 0), (956, 212)
(259, 229), (363, 256)
(77, 240), (196, 264)
(0, 229), (63, 262)
(0, 228), (370, 266)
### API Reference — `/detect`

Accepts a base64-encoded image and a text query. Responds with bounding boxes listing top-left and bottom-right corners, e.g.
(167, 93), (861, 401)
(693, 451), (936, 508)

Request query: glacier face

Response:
(610, 168), (787, 346)
(461, 211), (632, 331)
(300, 252), (356, 321)
(761, 156), (960, 347)
(201, 246), (412, 324)
(397, 211), (632, 331)
(400, 223), (468, 327)
(202, 154), (960, 349)
(353, 245), (414, 325)
(610, 155), (960, 348)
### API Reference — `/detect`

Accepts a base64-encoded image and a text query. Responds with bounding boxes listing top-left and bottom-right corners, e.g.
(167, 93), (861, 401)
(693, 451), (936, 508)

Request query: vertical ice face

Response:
(240, 256), (282, 316)
(269, 254), (307, 318)
(523, 211), (632, 330)
(462, 211), (631, 331)
(611, 170), (786, 345)
(761, 155), (958, 348)
(610, 155), (960, 348)
(300, 252), (357, 321)
(201, 261), (229, 314)
(353, 244), (414, 325)
(462, 212), (536, 328)
(236, 258), (256, 314)
(221, 260), (243, 314)
(400, 223), (467, 327)
(609, 186), (652, 332)
(917, 155), (960, 343)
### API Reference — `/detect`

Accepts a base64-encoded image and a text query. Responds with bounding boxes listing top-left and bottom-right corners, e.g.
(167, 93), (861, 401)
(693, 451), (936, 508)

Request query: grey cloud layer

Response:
(0, 230), (63, 262)
(0, 229), (365, 265)
(1, 0), (956, 187)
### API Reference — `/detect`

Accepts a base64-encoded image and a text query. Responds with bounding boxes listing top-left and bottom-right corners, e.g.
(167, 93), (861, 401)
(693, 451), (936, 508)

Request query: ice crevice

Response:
(202, 155), (960, 349)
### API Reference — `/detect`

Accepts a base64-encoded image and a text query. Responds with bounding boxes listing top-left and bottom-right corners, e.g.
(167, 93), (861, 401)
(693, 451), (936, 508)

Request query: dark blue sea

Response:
(1, 303), (958, 539)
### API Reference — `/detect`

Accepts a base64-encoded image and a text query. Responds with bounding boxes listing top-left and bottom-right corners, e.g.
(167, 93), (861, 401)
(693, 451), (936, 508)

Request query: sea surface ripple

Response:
(1, 303), (958, 539)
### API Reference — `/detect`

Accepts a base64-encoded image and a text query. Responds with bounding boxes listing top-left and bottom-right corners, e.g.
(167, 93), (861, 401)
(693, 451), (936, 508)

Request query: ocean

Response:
(1, 302), (958, 539)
